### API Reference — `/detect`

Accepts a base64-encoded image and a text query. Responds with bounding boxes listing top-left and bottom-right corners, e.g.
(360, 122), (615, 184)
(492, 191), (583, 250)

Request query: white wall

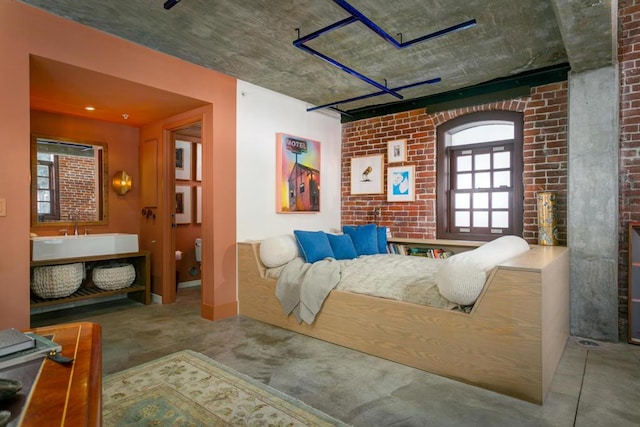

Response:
(236, 80), (342, 241)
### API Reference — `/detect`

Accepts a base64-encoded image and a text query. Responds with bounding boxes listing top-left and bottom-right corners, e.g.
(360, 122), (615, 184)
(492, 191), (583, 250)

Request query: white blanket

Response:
(275, 255), (458, 325)
(336, 254), (456, 309)
(275, 257), (341, 325)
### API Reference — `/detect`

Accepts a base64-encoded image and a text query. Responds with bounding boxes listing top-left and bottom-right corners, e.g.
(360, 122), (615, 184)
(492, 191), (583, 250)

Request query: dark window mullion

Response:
(437, 111), (523, 241)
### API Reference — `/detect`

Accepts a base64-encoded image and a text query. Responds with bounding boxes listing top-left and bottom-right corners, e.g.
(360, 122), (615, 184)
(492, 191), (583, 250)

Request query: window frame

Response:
(436, 111), (523, 241)
(36, 156), (61, 221)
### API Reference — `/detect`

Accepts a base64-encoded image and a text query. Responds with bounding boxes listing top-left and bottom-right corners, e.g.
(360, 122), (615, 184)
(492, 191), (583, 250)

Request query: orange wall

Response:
(0, 1), (236, 329)
(30, 110), (141, 236)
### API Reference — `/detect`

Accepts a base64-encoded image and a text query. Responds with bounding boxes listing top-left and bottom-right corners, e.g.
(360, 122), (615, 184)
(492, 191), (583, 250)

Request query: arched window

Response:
(436, 111), (523, 241)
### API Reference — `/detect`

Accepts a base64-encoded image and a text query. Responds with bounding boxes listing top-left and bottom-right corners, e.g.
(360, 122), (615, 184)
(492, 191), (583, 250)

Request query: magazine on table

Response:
(0, 333), (62, 370)
(0, 328), (36, 357)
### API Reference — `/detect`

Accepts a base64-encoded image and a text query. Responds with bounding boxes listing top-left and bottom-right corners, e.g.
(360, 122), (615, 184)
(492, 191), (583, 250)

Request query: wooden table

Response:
(0, 322), (102, 426)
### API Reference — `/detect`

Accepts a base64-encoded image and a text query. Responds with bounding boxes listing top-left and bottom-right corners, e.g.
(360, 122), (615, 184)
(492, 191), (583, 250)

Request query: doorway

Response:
(171, 122), (203, 302)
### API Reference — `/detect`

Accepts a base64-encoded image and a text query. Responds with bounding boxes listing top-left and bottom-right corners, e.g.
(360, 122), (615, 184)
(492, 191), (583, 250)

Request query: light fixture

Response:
(164, 0), (182, 10)
(85, 106), (95, 111)
(112, 170), (132, 195)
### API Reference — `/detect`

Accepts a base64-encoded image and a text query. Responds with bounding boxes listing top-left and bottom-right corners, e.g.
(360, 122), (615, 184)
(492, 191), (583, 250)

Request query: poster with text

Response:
(275, 133), (321, 213)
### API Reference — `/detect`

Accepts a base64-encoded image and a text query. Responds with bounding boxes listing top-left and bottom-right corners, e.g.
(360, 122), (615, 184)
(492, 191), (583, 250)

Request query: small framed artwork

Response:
(175, 140), (192, 180)
(195, 143), (202, 182)
(387, 165), (415, 202)
(196, 186), (202, 224)
(175, 185), (192, 224)
(351, 155), (384, 195)
(387, 139), (407, 163)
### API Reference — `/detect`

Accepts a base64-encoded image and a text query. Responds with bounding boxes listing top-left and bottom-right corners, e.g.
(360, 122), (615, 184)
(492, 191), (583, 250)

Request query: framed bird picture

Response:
(350, 155), (383, 195)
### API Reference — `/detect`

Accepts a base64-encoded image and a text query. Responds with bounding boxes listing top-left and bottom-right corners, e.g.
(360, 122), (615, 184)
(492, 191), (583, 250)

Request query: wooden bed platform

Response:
(237, 241), (570, 404)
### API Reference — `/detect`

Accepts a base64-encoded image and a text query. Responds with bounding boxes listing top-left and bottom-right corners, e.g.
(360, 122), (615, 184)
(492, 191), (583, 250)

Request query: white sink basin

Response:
(31, 233), (139, 261)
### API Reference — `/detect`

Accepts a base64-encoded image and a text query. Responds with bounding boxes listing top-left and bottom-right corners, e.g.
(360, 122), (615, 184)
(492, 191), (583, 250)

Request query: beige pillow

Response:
(259, 235), (299, 268)
(436, 235), (530, 305)
(435, 259), (487, 306)
(450, 235), (530, 271)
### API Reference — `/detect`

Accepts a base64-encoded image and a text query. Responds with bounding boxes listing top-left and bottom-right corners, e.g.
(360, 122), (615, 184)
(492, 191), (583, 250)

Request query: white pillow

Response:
(259, 235), (299, 268)
(449, 235), (530, 272)
(436, 259), (487, 306)
(436, 235), (530, 305)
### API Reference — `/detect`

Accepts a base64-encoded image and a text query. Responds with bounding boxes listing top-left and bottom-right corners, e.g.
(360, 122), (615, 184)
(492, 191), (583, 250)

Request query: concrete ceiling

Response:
(21, 0), (615, 123)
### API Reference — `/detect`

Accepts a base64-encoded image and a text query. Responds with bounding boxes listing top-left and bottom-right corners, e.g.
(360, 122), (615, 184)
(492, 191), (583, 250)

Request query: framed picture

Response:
(387, 165), (415, 202)
(275, 133), (321, 213)
(195, 143), (202, 182)
(175, 140), (192, 180)
(196, 186), (202, 224)
(175, 185), (192, 224)
(351, 155), (383, 195)
(387, 139), (407, 163)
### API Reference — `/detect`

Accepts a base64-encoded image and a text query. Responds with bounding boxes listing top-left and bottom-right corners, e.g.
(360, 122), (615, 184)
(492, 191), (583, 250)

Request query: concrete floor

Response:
(32, 287), (640, 427)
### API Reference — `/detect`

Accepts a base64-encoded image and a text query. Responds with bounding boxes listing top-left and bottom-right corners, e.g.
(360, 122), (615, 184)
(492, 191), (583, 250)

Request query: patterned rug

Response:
(103, 350), (349, 426)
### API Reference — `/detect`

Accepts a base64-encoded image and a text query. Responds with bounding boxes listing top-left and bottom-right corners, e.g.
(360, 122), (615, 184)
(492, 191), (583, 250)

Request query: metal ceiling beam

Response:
(294, 0), (476, 108)
(332, 0), (476, 49)
(339, 63), (571, 123)
(307, 77), (441, 112)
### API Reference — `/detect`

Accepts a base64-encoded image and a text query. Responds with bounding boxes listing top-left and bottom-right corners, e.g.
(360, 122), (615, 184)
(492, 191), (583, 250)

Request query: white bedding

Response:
(335, 254), (457, 309)
(271, 254), (459, 312)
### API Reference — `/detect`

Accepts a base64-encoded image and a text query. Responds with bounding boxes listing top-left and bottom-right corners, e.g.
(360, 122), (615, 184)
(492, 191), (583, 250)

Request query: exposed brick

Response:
(342, 81), (567, 246)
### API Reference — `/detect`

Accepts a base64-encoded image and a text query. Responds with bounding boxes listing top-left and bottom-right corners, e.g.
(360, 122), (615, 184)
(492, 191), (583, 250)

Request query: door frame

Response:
(162, 115), (204, 304)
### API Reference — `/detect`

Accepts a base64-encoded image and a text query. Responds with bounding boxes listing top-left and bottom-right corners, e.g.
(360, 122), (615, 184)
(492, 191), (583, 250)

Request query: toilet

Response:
(176, 239), (201, 291)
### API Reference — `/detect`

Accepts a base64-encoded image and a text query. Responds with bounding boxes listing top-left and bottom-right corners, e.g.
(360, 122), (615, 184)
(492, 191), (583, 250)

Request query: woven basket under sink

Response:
(92, 263), (135, 290)
(31, 262), (84, 299)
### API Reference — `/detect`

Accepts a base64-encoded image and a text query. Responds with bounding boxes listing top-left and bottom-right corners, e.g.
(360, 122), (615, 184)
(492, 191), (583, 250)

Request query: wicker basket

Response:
(92, 263), (135, 290)
(31, 262), (84, 299)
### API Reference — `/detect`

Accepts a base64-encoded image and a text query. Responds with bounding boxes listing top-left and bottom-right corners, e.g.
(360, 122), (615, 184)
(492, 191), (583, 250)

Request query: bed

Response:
(237, 236), (569, 404)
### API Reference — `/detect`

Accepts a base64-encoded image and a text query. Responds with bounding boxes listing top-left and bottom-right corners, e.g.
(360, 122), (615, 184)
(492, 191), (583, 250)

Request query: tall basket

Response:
(537, 191), (558, 246)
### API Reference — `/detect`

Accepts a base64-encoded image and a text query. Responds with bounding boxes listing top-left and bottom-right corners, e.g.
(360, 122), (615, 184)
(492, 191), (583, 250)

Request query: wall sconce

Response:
(112, 170), (132, 195)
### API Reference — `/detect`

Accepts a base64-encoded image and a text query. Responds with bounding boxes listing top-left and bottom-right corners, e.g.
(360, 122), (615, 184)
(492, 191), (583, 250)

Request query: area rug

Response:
(103, 350), (349, 426)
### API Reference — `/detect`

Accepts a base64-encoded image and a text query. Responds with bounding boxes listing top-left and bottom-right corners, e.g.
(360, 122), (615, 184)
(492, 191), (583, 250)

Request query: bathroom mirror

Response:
(31, 135), (109, 228)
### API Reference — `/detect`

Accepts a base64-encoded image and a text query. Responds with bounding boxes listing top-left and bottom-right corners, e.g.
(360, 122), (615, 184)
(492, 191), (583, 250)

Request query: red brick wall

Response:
(58, 155), (97, 222)
(341, 81), (568, 245)
(619, 0), (640, 338)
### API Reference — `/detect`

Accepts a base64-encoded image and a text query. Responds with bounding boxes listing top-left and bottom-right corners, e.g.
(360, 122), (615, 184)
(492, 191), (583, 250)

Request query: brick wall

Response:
(341, 81), (568, 245)
(619, 0), (640, 339)
(59, 155), (97, 222)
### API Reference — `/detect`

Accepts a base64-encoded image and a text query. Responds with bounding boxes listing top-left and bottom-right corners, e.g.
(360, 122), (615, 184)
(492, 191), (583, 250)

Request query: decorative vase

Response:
(537, 191), (558, 246)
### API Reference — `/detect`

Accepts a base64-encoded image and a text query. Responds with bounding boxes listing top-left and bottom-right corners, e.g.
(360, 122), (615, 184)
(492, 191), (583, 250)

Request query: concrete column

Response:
(567, 65), (619, 341)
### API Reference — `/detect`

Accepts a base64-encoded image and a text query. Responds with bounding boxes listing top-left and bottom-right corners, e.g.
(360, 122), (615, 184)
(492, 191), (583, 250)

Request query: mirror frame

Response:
(31, 134), (109, 228)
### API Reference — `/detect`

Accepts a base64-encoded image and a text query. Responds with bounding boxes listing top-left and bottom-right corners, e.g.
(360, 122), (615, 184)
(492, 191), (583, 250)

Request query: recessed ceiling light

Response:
(85, 106), (95, 111)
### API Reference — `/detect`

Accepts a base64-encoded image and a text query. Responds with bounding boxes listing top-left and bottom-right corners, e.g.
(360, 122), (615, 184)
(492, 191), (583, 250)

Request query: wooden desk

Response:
(0, 322), (102, 426)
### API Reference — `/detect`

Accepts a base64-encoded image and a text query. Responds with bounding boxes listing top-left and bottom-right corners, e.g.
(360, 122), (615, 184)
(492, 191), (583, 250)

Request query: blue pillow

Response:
(377, 226), (388, 254)
(327, 233), (358, 260)
(293, 230), (334, 263)
(343, 224), (378, 255)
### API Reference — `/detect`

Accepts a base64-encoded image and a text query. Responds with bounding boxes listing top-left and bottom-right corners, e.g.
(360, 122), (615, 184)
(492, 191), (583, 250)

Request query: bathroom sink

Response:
(31, 233), (139, 261)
